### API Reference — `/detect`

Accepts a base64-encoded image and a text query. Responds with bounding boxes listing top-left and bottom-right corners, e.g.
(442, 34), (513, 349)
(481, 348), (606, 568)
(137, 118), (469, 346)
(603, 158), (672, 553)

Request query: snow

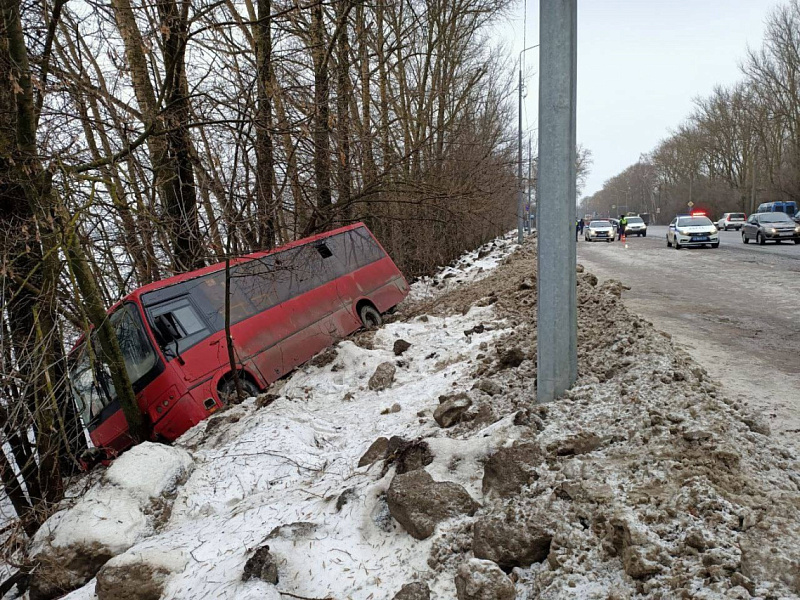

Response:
(424, 425), (520, 500)
(63, 579), (97, 600)
(404, 233), (515, 303)
(30, 442), (195, 559)
(34, 487), (150, 556)
(149, 301), (513, 600)
(104, 442), (193, 501)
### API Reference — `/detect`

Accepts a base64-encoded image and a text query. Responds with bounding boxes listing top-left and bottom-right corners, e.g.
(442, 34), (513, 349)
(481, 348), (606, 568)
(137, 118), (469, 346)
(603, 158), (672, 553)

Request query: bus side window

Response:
(192, 272), (254, 330)
(285, 245), (326, 297)
(149, 298), (210, 355)
(348, 228), (386, 268)
(234, 256), (294, 313)
(323, 228), (385, 276)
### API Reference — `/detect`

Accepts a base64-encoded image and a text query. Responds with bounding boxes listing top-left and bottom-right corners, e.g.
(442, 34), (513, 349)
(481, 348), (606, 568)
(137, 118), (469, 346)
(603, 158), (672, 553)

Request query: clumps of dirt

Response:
(309, 346), (338, 368)
(381, 437), (435, 477)
(402, 237), (800, 598)
(241, 545), (279, 584)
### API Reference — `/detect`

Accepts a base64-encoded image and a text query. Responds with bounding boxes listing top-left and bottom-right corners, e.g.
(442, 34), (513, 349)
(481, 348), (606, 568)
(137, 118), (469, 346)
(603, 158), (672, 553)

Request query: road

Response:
(577, 225), (800, 448)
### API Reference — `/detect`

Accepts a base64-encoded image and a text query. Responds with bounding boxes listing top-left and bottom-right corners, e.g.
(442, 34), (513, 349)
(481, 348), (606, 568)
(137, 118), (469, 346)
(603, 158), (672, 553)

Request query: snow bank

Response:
(34, 443), (192, 555)
(404, 233), (515, 303)
(104, 442), (193, 501)
(28, 443), (194, 599)
(145, 300), (513, 599)
(36, 487), (149, 556)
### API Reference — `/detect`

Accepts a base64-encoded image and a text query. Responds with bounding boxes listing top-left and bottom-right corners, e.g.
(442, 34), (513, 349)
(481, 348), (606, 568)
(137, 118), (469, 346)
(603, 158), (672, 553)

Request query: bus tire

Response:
(358, 304), (382, 329)
(219, 374), (260, 404)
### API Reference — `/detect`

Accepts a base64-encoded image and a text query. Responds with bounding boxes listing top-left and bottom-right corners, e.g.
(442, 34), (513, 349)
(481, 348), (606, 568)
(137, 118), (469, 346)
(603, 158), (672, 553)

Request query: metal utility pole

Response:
(518, 45), (539, 244)
(518, 64), (524, 243)
(527, 136), (533, 232)
(537, 0), (577, 403)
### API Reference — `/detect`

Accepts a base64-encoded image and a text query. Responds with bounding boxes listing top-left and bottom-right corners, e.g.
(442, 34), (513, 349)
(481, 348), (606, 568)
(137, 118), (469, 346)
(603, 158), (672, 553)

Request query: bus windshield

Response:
(70, 304), (157, 426)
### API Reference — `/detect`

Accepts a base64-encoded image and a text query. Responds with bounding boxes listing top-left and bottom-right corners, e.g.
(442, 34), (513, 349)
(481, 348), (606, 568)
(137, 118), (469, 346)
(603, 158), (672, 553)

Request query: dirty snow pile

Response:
(26, 443), (192, 599)
(405, 233), (515, 303)
(9, 234), (800, 600)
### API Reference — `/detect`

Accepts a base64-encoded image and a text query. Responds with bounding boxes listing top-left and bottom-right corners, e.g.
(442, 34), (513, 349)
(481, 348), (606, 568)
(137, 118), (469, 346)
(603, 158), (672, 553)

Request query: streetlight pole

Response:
(537, 0), (577, 403)
(527, 135), (532, 232)
(518, 44), (539, 244)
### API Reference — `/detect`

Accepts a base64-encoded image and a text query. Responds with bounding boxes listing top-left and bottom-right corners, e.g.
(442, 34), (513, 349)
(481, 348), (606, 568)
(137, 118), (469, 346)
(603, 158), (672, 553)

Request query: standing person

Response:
(578, 218), (585, 236)
(618, 215), (628, 242)
(576, 218), (580, 242)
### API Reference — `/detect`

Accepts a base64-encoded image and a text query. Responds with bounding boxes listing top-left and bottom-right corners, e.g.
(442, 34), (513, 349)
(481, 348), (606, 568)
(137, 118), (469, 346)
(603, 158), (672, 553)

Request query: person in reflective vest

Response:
(618, 215), (628, 241)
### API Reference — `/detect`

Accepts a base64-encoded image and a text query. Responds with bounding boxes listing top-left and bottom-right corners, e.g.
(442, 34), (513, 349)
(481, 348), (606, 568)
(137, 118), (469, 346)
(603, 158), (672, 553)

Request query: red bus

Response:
(69, 223), (409, 454)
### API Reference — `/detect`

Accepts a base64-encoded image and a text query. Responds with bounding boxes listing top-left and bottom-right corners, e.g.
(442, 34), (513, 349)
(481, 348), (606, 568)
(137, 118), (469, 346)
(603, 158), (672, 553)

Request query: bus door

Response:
(148, 295), (222, 383)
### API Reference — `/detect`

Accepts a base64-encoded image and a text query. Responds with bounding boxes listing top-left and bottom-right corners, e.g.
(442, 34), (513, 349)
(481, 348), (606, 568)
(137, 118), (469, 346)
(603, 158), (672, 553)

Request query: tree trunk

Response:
(2, 0), (71, 512)
(311, 0), (332, 215)
(254, 0), (276, 249)
(157, 0), (205, 271)
(356, 3), (376, 186)
(335, 0), (352, 219)
(111, 0), (205, 273)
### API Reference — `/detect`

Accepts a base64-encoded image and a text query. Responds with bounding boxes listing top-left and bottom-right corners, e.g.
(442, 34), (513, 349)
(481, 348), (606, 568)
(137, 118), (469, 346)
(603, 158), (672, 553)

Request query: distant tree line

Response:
(581, 0), (800, 223)
(0, 0), (518, 540)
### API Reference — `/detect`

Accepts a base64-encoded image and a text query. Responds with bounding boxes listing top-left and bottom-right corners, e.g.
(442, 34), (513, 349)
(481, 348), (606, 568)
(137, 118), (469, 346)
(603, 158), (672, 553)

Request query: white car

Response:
(717, 212), (746, 230)
(584, 220), (615, 242)
(666, 214), (720, 249)
(623, 216), (647, 237)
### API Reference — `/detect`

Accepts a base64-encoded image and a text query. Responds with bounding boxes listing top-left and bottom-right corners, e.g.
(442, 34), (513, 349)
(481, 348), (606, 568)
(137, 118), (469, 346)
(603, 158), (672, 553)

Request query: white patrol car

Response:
(584, 220), (615, 242)
(666, 213), (720, 249)
(623, 216), (647, 237)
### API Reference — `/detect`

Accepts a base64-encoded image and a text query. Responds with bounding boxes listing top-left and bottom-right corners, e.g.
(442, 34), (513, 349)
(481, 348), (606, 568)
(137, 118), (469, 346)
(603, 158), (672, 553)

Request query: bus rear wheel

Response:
(359, 304), (382, 329)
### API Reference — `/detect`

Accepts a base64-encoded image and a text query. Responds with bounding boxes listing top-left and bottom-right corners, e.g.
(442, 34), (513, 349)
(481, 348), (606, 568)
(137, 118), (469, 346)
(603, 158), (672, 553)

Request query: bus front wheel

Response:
(359, 304), (382, 329)
(219, 376), (260, 404)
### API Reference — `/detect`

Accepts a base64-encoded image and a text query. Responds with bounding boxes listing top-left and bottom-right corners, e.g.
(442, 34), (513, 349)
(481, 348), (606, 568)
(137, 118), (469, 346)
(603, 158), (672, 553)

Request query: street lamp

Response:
(518, 44), (539, 244)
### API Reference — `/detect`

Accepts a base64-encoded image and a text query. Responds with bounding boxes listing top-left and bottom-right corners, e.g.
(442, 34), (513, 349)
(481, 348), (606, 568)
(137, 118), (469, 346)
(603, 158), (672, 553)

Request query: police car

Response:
(584, 220), (616, 242)
(666, 212), (720, 249)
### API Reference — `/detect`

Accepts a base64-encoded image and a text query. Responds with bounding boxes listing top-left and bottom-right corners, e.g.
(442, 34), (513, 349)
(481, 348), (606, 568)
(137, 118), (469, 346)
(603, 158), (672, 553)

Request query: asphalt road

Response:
(577, 225), (800, 448)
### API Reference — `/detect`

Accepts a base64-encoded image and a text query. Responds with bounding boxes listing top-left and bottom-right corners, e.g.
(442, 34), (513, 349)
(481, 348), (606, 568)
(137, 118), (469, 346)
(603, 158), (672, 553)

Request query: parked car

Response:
(584, 220), (615, 242)
(717, 212), (746, 230)
(623, 216), (647, 237)
(667, 214), (720, 249)
(741, 212), (800, 245)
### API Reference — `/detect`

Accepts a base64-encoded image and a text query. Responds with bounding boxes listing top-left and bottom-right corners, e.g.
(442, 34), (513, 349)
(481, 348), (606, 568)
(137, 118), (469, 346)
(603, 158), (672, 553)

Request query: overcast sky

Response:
(497, 0), (780, 197)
